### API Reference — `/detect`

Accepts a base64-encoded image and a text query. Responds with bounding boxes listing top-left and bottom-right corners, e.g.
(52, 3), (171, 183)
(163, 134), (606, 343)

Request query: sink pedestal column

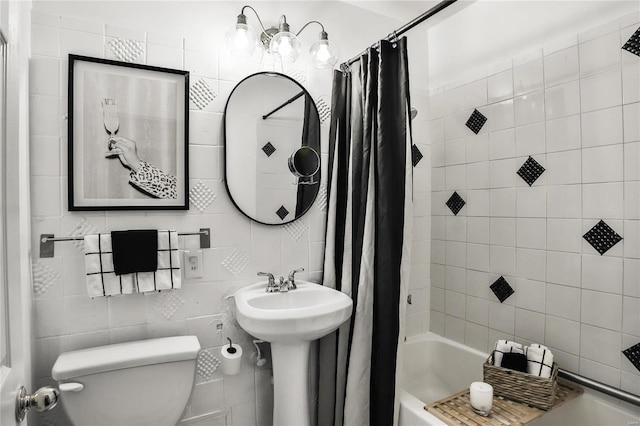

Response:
(270, 341), (311, 426)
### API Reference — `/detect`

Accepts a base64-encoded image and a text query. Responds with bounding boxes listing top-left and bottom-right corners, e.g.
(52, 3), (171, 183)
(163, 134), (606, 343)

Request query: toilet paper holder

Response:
(221, 337), (243, 375)
(225, 338), (237, 354)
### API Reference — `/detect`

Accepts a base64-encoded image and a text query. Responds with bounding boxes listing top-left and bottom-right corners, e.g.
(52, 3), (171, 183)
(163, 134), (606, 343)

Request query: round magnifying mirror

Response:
(224, 72), (321, 225)
(288, 146), (320, 178)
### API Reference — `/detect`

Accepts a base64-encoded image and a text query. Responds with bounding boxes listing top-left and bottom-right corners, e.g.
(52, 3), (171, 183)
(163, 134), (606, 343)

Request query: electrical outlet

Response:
(183, 249), (203, 279)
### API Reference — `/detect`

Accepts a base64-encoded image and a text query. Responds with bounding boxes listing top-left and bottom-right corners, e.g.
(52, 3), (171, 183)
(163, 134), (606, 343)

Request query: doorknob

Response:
(15, 385), (60, 422)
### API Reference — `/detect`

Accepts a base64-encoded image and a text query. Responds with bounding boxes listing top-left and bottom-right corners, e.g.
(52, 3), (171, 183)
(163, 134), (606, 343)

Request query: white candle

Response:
(469, 382), (493, 414)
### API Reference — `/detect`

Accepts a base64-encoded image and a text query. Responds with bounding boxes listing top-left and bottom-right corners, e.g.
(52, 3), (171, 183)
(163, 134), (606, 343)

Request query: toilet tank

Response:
(52, 336), (200, 426)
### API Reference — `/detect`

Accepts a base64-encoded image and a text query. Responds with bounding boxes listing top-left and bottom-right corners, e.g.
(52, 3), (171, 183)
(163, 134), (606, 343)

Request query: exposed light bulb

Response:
(269, 30), (300, 62)
(234, 27), (250, 49)
(309, 34), (338, 69)
(279, 36), (293, 57)
(315, 42), (331, 62)
(225, 15), (257, 57)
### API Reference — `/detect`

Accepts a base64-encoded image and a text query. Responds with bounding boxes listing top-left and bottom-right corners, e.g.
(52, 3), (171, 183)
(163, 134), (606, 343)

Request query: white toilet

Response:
(52, 336), (201, 426)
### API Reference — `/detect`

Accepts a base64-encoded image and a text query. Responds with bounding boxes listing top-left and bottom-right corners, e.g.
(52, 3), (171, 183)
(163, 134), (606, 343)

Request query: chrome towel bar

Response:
(558, 369), (640, 407)
(39, 228), (210, 258)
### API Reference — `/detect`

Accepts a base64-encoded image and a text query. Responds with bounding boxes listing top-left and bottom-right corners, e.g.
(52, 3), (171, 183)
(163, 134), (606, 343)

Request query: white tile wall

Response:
(545, 81), (580, 120)
(581, 106), (624, 148)
(581, 69), (622, 112)
(513, 59), (544, 96)
(515, 123), (545, 156)
(582, 255), (623, 293)
(487, 69), (513, 104)
(546, 150), (581, 185)
(489, 129), (515, 160)
(466, 133), (490, 163)
(464, 79), (488, 110)
(546, 114), (581, 152)
(429, 11), (640, 383)
(515, 278), (545, 313)
(624, 102), (640, 142)
(516, 186), (546, 217)
(514, 90), (544, 126)
(583, 183), (624, 219)
(466, 162), (490, 189)
(488, 99), (515, 131)
(544, 46), (579, 88)
(546, 283), (580, 321)
(622, 63), (640, 104)
(579, 30), (622, 77)
(490, 217), (515, 247)
(28, 10), (342, 426)
(582, 144), (624, 183)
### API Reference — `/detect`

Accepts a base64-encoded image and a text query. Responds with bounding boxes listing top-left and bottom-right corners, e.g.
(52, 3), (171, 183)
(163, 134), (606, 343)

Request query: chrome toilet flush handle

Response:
(59, 382), (84, 392)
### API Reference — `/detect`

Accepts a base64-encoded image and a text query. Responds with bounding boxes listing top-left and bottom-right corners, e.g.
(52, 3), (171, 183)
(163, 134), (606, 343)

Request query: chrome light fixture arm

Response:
(239, 5), (269, 38)
(295, 20), (326, 37)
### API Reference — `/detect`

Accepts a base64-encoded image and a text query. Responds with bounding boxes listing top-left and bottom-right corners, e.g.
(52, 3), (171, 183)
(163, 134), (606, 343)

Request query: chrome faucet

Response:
(287, 268), (304, 290)
(278, 276), (289, 293)
(258, 268), (304, 293)
(257, 272), (278, 293)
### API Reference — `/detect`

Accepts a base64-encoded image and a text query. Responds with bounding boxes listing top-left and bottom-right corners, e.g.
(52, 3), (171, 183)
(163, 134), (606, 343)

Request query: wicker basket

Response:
(483, 353), (559, 410)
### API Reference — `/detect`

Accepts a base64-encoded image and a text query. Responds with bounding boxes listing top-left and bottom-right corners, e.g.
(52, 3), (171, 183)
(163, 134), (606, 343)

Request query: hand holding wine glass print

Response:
(68, 55), (189, 210)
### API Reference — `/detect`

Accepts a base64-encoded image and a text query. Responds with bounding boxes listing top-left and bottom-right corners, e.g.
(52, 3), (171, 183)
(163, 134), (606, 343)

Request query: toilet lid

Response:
(52, 336), (200, 380)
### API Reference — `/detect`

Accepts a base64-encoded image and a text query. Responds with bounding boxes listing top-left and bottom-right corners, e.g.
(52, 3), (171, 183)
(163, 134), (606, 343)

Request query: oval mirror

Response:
(224, 72), (321, 225)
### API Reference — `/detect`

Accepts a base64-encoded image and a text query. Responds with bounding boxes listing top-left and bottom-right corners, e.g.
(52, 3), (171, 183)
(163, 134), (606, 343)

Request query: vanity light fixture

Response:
(225, 5), (339, 69)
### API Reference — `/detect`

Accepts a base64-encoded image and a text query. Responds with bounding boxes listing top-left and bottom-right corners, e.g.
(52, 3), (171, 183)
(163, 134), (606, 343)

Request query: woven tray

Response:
(484, 354), (558, 410)
(424, 381), (583, 425)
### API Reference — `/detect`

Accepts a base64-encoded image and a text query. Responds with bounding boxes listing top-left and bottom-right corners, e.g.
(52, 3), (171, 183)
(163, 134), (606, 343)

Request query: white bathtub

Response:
(398, 333), (640, 426)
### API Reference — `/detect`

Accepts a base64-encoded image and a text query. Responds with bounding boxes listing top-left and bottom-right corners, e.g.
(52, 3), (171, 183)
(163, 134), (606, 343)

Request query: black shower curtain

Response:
(318, 37), (413, 426)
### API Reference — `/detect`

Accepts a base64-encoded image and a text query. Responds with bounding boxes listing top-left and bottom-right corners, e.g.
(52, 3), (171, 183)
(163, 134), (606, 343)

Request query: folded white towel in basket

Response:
(526, 344), (554, 378)
(84, 230), (181, 298)
(493, 340), (524, 366)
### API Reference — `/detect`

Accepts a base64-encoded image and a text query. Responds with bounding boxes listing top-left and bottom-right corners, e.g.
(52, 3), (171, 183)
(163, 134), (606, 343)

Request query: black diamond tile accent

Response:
(622, 26), (640, 58)
(583, 220), (623, 255)
(623, 342), (640, 373)
(276, 205), (289, 220)
(411, 144), (423, 167)
(446, 191), (465, 216)
(262, 142), (276, 157)
(490, 276), (514, 303)
(517, 156), (545, 186)
(465, 109), (487, 134)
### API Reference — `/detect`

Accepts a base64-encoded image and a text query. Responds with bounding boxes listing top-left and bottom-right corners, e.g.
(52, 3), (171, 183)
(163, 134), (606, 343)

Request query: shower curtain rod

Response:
(341, 0), (458, 69)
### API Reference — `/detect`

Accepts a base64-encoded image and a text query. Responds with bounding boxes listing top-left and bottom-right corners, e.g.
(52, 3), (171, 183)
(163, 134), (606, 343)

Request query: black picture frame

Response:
(68, 54), (189, 210)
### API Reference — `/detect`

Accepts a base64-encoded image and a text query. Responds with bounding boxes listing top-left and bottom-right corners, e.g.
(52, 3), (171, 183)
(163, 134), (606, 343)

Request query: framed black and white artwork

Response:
(68, 54), (189, 210)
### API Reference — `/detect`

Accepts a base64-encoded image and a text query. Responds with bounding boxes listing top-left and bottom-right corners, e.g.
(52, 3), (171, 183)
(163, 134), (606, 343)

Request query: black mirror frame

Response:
(223, 71), (321, 226)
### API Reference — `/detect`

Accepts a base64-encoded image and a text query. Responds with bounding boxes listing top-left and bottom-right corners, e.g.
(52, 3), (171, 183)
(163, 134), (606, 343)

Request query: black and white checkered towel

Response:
(84, 230), (181, 297)
(526, 344), (554, 378)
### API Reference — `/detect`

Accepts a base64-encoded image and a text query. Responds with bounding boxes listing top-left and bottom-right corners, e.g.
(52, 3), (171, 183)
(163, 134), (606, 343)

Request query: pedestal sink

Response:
(234, 281), (353, 426)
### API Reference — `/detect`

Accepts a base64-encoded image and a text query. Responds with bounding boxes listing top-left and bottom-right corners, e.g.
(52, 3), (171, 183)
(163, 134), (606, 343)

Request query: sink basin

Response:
(234, 280), (353, 343)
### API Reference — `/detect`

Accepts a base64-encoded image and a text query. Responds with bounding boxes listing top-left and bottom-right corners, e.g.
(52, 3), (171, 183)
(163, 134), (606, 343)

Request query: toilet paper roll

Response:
(221, 343), (243, 375)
